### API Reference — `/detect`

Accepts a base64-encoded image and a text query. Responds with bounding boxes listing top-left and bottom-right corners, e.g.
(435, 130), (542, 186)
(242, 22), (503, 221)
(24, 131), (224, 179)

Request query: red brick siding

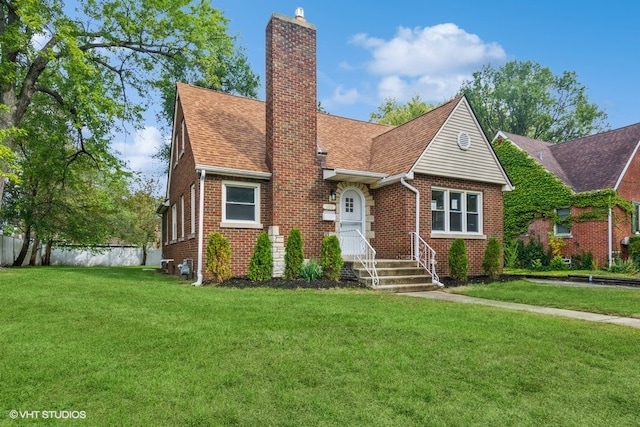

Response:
(265, 15), (332, 259)
(372, 176), (503, 277)
(527, 205), (632, 266)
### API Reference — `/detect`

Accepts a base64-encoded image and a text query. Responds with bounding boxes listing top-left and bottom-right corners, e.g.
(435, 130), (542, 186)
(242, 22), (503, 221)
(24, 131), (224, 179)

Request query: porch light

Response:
(329, 189), (336, 202)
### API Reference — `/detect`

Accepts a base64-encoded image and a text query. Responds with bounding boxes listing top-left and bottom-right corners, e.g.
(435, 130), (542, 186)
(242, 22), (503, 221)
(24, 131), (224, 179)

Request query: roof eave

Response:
(195, 165), (272, 180)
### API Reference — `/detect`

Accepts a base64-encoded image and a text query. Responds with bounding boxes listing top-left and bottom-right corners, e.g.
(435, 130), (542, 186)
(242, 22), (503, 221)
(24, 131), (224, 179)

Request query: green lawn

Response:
(2, 267), (640, 426)
(450, 280), (640, 318)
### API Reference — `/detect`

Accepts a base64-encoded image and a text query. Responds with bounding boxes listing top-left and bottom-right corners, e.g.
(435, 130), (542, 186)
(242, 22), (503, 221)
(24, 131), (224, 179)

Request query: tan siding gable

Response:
(412, 100), (508, 185)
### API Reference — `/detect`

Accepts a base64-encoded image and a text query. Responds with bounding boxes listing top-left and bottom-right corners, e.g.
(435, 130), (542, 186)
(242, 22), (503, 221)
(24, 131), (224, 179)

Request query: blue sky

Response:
(120, 0), (639, 180)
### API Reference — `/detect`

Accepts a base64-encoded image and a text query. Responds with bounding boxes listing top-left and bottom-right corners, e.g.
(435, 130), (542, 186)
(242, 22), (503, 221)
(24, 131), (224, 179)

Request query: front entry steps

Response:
(346, 259), (440, 293)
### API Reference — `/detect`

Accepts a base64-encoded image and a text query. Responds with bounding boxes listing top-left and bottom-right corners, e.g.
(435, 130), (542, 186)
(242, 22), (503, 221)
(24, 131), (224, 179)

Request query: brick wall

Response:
(265, 13), (332, 260)
(372, 175), (504, 277)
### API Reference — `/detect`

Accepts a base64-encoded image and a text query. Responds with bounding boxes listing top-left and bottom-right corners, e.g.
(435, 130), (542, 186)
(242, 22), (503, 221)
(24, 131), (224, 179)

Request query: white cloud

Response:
(330, 85), (360, 105)
(112, 126), (168, 177)
(350, 23), (506, 105)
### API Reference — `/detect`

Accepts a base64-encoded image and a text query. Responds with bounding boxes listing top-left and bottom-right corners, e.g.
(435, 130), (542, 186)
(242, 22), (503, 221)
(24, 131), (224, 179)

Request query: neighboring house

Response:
(494, 124), (640, 266)
(158, 9), (512, 284)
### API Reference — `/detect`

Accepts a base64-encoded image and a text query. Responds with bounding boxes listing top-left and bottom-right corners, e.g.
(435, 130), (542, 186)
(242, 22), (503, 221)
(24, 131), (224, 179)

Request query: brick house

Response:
(494, 124), (640, 267)
(158, 9), (512, 285)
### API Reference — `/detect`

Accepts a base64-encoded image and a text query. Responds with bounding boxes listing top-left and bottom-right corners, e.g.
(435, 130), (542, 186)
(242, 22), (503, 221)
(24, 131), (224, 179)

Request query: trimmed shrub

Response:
(284, 229), (304, 280)
(301, 259), (323, 281)
(448, 238), (468, 283)
(321, 235), (343, 281)
(248, 232), (273, 281)
(482, 237), (502, 280)
(205, 232), (232, 283)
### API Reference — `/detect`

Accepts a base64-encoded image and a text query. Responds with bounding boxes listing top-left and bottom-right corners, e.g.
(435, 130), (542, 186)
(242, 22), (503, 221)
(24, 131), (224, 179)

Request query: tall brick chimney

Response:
(266, 9), (325, 261)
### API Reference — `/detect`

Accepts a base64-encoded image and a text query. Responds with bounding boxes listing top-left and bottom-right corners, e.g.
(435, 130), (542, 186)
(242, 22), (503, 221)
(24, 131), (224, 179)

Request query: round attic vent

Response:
(457, 131), (471, 150)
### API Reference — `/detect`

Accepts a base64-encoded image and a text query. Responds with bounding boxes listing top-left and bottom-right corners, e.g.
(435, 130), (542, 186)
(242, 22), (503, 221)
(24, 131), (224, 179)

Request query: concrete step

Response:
(352, 266), (424, 277)
(357, 274), (432, 287)
(375, 283), (442, 293)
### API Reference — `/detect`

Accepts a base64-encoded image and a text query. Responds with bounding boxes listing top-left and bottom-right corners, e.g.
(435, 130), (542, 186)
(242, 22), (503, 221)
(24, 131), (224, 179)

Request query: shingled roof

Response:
(498, 124), (640, 193)
(176, 82), (464, 177)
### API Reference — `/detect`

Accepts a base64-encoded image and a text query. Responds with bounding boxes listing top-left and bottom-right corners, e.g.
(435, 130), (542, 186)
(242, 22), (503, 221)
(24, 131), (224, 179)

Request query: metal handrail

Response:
(410, 232), (442, 287)
(338, 229), (379, 287)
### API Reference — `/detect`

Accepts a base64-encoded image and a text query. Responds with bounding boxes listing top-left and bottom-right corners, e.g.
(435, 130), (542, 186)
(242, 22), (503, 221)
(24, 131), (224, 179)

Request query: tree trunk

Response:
(141, 245), (147, 266)
(43, 240), (53, 266)
(13, 225), (30, 267)
(29, 234), (40, 266)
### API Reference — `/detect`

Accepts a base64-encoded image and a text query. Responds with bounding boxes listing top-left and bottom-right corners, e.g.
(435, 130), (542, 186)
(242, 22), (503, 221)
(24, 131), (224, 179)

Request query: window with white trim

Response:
(554, 208), (571, 236)
(221, 181), (262, 228)
(190, 184), (196, 235)
(431, 188), (482, 234)
(171, 203), (177, 241)
(180, 195), (185, 238)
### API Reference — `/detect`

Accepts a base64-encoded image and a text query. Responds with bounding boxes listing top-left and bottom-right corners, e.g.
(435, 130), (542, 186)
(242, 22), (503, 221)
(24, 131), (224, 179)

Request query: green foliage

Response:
(504, 239), (520, 269)
(571, 251), (594, 270)
(629, 236), (640, 269)
(459, 60), (608, 142)
(248, 232), (273, 282)
(550, 255), (569, 271)
(320, 235), (343, 281)
(482, 238), (503, 280)
(493, 139), (631, 238)
(301, 259), (323, 281)
(369, 94), (435, 125)
(284, 229), (304, 280)
(448, 239), (469, 283)
(206, 232), (232, 283)
(518, 237), (550, 270)
(606, 256), (638, 275)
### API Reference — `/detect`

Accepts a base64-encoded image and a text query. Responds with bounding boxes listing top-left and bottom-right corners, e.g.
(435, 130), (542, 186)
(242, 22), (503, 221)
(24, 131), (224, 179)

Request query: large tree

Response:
(0, 0), (259, 202)
(369, 94), (435, 125)
(458, 60), (609, 142)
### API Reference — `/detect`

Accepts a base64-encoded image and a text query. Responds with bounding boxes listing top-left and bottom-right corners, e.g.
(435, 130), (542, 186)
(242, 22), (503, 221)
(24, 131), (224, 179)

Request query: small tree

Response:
(206, 232), (232, 283)
(482, 238), (502, 280)
(284, 229), (304, 280)
(448, 238), (469, 283)
(321, 235), (343, 281)
(248, 232), (273, 281)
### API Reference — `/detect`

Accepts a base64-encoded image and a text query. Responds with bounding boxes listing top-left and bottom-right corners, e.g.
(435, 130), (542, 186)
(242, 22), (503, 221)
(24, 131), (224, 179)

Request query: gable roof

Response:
(498, 123), (640, 192)
(369, 96), (460, 176)
(176, 82), (510, 188)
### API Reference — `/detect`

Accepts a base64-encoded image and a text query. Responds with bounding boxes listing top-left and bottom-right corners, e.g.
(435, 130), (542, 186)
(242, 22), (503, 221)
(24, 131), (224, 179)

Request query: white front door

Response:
(339, 189), (365, 256)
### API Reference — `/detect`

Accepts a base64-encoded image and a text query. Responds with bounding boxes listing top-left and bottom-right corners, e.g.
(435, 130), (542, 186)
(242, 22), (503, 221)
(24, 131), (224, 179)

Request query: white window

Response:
(180, 195), (185, 238)
(221, 181), (262, 228)
(171, 204), (177, 241)
(431, 188), (483, 234)
(554, 208), (571, 236)
(190, 184), (196, 235)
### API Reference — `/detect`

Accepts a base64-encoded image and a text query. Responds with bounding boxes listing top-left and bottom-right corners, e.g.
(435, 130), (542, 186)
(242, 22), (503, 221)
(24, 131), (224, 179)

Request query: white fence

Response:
(0, 235), (161, 267)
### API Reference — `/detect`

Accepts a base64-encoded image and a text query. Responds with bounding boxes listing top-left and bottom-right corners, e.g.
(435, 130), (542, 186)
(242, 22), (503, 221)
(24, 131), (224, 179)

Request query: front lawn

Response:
(450, 280), (640, 318)
(1, 267), (640, 426)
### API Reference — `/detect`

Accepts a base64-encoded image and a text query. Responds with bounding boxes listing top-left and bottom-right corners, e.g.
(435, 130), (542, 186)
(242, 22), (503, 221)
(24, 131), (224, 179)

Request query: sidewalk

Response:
(403, 290), (640, 329)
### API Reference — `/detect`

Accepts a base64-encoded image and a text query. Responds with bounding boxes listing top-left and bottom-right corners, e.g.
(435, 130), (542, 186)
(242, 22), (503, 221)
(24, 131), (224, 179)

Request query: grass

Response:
(1, 267), (640, 426)
(449, 280), (640, 318)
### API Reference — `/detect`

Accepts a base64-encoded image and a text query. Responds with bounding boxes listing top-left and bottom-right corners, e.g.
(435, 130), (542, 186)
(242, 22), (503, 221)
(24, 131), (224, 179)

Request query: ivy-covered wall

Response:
(493, 139), (632, 240)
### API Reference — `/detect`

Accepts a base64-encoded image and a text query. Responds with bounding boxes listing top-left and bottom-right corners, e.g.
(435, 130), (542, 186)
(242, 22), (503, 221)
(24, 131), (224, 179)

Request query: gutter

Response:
(192, 169), (206, 286)
(400, 176), (420, 257)
(608, 206), (613, 269)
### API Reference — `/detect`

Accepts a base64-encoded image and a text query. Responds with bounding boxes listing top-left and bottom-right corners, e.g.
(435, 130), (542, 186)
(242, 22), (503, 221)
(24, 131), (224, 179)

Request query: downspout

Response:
(192, 169), (206, 286)
(608, 206), (613, 269)
(401, 177), (419, 260)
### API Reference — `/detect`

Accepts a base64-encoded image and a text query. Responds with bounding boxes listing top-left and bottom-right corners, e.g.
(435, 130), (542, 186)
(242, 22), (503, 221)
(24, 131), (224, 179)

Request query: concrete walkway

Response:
(403, 289), (640, 329)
